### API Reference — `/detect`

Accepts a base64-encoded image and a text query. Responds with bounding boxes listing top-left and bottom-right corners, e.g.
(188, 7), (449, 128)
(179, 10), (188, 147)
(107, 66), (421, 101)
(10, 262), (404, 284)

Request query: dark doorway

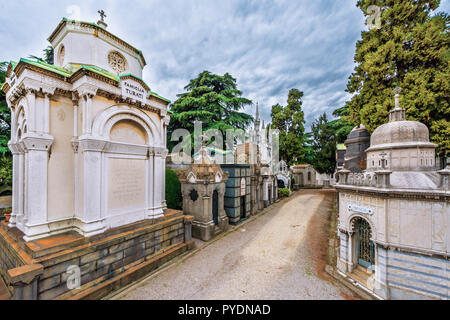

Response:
(240, 196), (246, 219)
(356, 218), (374, 268)
(212, 190), (219, 225)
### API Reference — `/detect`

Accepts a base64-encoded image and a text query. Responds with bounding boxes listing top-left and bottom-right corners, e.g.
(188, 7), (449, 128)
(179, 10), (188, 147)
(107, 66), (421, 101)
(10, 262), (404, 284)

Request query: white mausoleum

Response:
(336, 90), (449, 300)
(2, 18), (171, 241)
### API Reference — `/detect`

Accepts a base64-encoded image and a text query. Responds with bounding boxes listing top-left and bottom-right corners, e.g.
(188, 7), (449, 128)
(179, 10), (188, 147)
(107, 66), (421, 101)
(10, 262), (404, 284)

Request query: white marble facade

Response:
(2, 18), (170, 241)
(336, 92), (449, 300)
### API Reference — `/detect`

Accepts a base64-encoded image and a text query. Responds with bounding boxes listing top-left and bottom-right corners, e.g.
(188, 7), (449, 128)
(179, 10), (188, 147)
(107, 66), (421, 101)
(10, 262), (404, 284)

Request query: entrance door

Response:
(356, 218), (374, 268)
(212, 190), (219, 225)
(240, 196), (246, 219)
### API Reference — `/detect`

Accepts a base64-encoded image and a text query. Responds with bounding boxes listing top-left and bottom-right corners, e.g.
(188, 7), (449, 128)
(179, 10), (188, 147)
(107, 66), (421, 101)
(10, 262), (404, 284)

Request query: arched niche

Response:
(92, 104), (161, 146)
(109, 119), (148, 145)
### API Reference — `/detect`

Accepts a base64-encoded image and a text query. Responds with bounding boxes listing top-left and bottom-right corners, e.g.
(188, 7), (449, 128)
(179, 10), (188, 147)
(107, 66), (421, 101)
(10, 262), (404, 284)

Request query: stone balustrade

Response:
(337, 169), (391, 188)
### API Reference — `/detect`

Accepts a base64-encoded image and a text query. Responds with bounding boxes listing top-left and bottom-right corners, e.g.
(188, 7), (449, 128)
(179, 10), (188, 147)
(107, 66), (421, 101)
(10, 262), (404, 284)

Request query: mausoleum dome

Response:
(365, 89), (437, 172)
(369, 119), (431, 149)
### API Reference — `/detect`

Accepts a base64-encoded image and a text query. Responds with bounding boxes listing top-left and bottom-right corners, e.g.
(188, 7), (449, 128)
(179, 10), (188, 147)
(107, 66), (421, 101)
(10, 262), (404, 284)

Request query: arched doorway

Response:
(212, 190), (219, 225)
(355, 218), (374, 268)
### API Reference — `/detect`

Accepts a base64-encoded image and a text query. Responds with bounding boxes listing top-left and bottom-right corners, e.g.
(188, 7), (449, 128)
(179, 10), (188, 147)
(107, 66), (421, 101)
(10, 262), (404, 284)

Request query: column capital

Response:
(21, 134), (54, 152)
(76, 84), (98, 99)
(78, 137), (108, 152)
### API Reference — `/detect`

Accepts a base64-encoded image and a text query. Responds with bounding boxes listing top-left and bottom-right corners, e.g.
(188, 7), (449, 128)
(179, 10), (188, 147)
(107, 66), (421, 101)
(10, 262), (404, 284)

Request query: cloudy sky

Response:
(1, 0), (449, 131)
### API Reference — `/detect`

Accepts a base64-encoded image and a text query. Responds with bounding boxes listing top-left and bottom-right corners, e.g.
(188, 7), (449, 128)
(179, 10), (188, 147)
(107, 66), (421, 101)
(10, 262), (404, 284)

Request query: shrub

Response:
(165, 168), (182, 210)
(279, 187), (291, 198)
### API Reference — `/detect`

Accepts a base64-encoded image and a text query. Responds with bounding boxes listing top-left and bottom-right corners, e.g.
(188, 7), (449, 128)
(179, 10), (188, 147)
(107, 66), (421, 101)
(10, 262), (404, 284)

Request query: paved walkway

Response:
(112, 189), (358, 300)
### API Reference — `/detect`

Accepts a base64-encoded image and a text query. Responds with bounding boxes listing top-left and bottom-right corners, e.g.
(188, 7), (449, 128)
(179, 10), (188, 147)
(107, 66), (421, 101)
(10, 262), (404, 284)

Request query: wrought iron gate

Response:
(357, 218), (374, 268)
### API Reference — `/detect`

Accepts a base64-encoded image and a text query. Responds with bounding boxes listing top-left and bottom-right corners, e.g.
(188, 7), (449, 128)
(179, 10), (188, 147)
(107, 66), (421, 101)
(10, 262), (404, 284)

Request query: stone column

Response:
(338, 230), (349, 272)
(77, 138), (107, 237)
(152, 148), (164, 217)
(25, 89), (36, 132)
(21, 134), (54, 241)
(147, 147), (155, 217)
(43, 92), (51, 134)
(7, 142), (21, 228)
(161, 149), (168, 210)
(81, 93), (94, 135)
(347, 231), (354, 272)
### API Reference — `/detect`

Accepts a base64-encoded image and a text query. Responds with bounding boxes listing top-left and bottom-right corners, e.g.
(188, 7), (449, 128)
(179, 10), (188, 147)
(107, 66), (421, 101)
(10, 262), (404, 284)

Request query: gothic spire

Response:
(254, 102), (260, 129)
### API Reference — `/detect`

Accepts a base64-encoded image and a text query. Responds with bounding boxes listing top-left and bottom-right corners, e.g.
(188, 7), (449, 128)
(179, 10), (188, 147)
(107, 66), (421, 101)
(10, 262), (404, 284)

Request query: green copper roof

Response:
(19, 58), (72, 77)
(150, 92), (171, 103)
(9, 59), (170, 103)
(337, 143), (347, 150)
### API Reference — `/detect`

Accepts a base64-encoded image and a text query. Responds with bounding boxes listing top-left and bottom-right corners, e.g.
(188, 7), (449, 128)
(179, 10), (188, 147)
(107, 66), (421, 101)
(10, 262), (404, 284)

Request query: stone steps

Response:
(349, 266), (372, 287)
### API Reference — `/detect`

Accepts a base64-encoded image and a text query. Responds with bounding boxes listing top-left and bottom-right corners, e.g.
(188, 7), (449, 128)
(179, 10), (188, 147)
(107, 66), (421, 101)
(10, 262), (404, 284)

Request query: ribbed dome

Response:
(370, 120), (430, 147)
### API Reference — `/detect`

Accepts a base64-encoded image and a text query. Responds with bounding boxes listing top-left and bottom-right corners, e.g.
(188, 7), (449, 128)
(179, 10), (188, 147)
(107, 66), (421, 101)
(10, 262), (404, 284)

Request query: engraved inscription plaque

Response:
(108, 158), (146, 211)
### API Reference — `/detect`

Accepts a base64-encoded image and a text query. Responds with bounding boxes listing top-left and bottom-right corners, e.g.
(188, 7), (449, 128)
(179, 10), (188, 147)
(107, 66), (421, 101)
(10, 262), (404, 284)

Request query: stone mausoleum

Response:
(336, 89), (449, 300)
(0, 16), (193, 300)
(175, 145), (229, 241)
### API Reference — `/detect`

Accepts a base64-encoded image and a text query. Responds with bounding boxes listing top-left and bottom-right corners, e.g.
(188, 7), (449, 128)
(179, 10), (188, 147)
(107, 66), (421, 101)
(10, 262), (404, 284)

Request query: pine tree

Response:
(168, 71), (253, 151)
(311, 113), (336, 175)
(344, 0), (449, 156)
(270, 89), (306, 165)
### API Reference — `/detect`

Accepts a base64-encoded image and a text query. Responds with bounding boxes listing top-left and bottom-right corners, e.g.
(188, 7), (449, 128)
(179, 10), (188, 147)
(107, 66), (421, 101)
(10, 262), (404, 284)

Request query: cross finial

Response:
(394, 87), (402, 109)
(98, 10), (106, 22)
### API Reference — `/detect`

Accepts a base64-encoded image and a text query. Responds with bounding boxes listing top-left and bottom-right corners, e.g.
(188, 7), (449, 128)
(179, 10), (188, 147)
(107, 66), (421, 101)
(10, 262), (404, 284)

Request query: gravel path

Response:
(113, 189), (357, 300)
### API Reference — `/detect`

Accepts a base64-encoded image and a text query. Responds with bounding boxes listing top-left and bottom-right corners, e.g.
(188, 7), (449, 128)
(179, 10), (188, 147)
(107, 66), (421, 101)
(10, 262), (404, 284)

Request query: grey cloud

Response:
(1, 0), (449, 131)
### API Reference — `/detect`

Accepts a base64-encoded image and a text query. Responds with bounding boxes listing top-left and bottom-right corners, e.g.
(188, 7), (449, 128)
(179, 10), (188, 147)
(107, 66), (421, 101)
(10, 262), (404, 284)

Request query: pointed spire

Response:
(254, 102), (260, 129)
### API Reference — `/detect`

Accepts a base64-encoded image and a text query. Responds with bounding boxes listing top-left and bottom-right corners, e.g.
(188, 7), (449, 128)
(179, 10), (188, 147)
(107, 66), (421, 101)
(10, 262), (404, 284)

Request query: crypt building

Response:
(336, 90), (449, 300)
(2, 17), (171, 241)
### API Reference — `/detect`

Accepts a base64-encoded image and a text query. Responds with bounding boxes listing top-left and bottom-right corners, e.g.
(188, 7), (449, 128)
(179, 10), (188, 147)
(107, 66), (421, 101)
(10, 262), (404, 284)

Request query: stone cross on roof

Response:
(97, 10), (108, 28)
(98, 10), (107, 22)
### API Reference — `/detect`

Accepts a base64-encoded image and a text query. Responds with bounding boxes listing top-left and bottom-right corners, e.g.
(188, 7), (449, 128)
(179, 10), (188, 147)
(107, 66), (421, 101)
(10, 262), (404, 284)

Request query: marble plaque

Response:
(108, 158), (146, 211)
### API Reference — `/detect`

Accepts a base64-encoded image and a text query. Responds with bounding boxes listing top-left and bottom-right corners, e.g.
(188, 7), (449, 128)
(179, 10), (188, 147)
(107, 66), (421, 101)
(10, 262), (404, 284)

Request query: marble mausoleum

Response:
(335, 89), (449, 300)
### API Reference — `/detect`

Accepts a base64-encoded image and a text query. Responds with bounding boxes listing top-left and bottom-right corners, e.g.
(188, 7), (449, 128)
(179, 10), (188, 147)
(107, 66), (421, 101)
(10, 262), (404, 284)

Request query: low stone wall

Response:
(0, 212), (193, 300)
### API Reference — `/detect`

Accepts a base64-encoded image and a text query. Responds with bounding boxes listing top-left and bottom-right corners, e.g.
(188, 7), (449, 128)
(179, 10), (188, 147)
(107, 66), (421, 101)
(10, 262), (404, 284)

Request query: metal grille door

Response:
(357, 219), (374, 268)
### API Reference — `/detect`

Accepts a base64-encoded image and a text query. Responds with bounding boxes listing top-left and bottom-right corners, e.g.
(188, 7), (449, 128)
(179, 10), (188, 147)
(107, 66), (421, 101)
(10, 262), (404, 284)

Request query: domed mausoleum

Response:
(343, 124), (370, 172)
(0, 15), (194, 300)
(335, 88), (449, 300)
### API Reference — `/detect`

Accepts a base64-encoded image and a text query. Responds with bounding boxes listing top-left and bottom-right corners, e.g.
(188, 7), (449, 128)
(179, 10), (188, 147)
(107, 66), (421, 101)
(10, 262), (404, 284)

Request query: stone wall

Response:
(377, 247), (449, 299)
(0, 212), (193, 300)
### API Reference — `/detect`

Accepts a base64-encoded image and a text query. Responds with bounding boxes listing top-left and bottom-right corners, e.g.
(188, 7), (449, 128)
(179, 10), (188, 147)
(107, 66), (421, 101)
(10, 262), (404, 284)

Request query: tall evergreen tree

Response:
(270, 88), (306, 165)
(0, 61), (12, 188)
(168, 71), (253, 151)
(311, 113), (336, 175)
(344, 0), (449, 156)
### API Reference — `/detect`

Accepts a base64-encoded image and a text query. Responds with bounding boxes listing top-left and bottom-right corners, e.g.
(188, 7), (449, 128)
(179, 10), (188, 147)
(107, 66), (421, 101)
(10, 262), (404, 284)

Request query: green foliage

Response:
(279, 187), (291, 198)
(0, 157), (12, 187)
(0, 61), (12, 188)
(311, 113), (336, 175)
(165, 168), (182, 210)
(168, 71), (253, 151)
(330, 106), (354, 144)
(29, 45), (54, 65)
(344, 0), (449, 155)
(270, 89), (306, 165)
(302, 132), (315, 165)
